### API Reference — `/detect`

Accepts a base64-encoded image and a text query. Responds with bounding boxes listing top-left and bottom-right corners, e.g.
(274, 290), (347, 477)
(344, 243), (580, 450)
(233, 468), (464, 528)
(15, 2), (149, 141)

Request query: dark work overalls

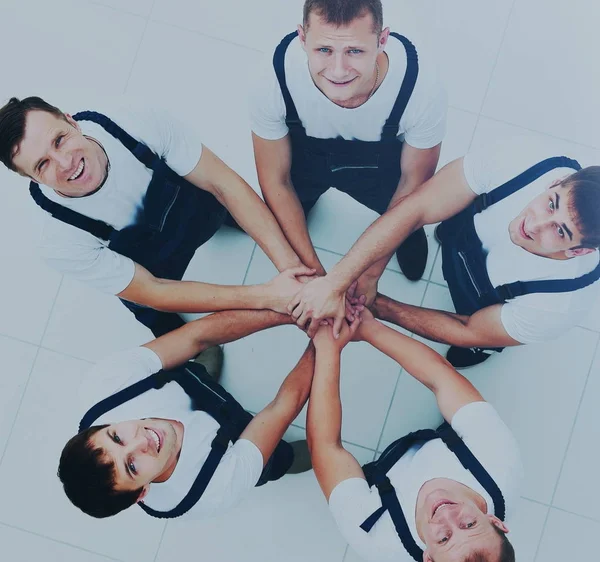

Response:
(273, 31), (419, 217)
(29, 111), (228, 338)
(79, 361), (293, 519)
(436, 156), (600, 353)
(360, 423), (506, 561)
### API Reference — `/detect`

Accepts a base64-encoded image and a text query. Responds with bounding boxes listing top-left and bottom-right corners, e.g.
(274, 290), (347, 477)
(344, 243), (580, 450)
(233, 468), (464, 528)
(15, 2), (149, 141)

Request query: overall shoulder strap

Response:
(496, 258), (600, 300)
(360, 429), (438, 562)
(29, 181), (115, 241)
(381, 33), (419, 141)
(474, 156), (582, 213)
(437, 423), (506, 520)
(79, 369), (174, 431)
(73, 111), (157, 169)
(139, 425), (231, 519)
(273, 31), (304, 131)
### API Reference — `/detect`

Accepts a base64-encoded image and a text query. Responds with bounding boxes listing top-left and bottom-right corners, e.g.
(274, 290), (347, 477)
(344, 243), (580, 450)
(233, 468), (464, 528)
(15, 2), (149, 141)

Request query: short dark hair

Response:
(303, 0), (383, 34)
(563, 166), (600, 249)
(0, 96), (67, 172)
(462, 527), (515, 562)
(57, 425), (143, 519)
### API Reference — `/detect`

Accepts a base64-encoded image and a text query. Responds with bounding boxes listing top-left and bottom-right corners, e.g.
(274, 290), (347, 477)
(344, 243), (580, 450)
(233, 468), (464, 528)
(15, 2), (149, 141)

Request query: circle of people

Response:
(1, 2), (598, 561)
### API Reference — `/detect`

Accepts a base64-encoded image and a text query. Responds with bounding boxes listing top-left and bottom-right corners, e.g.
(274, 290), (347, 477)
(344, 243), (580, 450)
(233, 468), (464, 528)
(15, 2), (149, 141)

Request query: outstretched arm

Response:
(185, 144), (304, 272)
(373, 295), (520, 349)
(356, 311), (484, 422)
(119, 263), (315, 315)
(144, 308), (293, 371)
(239, 343), (315, 466)
(288, 158), (476, 337)
(307, 320), (365, 499)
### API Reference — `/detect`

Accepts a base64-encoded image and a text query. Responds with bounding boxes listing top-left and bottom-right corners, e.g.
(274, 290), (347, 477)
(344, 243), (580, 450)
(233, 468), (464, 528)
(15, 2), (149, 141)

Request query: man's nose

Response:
(331, 53), (347, 77)
(129, 430), (148, 454)
(53, 149), (71, 170)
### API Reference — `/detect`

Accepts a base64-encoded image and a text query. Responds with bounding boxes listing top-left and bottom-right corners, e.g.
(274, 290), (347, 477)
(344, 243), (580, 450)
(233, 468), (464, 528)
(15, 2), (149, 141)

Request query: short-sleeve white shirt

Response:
(36, 101), (204, 295)
(83, 347), (264, 519)
(462, 142), (599, 344)
(249, 33), (446, 149)
(328, 402), (523, 562)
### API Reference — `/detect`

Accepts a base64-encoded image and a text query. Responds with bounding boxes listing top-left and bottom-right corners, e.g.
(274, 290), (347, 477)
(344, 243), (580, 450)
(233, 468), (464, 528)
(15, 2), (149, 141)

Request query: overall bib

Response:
(79, 361), (293, 519)
(437, 156), (600, 352)
(29, 111), (228, 338)
(273, 31), (418, 216)
(360, 423), (506, 561)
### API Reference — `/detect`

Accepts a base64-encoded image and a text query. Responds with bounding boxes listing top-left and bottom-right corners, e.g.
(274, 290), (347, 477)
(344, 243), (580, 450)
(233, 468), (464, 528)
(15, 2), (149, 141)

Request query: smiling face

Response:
(508, 182), (595, 259)
(88, 418), (183, 495)
(11, 110), (108, 197)
(298, 11), (389, 108)
(416, 480), (509, 562)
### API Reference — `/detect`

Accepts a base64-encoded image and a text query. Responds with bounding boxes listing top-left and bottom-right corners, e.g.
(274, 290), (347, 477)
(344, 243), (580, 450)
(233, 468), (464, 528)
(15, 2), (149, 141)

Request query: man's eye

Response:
(557, 225), (565, 238)
(112, 433), (122, 444)
(548, 199), (555, 211)
(128, 460), (137, 475)
(55, 135), (64, 148)
(38, 160), (47, 173)
(466, 522), (475, 529)
(348, 49), (362, 54)
(438, 537), (449, 544)
(318, 48), (330, 53)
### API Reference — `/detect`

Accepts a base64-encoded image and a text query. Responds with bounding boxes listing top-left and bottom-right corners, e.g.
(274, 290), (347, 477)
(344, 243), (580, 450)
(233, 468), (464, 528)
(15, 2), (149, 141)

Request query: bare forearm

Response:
(307, 348), (343, 449)
(224, 185), (302, 271)
(262, 182), (325, 275)
(374, 293), (471, 346)
(360, 319), (449, 392)
(148, 309), (291, 370)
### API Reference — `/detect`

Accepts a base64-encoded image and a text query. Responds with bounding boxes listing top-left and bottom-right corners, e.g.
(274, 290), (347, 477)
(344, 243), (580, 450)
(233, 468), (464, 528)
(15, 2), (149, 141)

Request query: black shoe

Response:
(446, 346), (492, 369)
(287, 440), (312, 474)
(395, 227), (428, 281)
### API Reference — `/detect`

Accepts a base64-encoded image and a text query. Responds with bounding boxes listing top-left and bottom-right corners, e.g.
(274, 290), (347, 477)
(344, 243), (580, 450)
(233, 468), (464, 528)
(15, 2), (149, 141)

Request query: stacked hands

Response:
(265, 266), (378, 339)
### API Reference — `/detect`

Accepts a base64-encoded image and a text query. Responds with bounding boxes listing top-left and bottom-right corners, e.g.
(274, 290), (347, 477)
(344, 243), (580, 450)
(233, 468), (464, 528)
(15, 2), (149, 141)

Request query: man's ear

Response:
(378, 27), (390, 52)
(565, 246), (596, 258)
(297, 24), (307, 47)
(136, 485), (150, 503)
(422, 549), (433, 562)
(488, 515), (509, 534)
(64, 113), (81, 132)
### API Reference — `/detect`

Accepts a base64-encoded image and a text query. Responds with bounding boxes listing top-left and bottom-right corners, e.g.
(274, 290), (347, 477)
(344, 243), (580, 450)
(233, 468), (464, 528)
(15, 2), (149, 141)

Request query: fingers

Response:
(288, 265), (317, 278)
(332, 313), (345, 339)
(307, 317), (321, 339)
(287, 292), (303, 314)
(346, 280), (357, 299)
(348, 314), (361, 336)
(296, 309), (310, 329)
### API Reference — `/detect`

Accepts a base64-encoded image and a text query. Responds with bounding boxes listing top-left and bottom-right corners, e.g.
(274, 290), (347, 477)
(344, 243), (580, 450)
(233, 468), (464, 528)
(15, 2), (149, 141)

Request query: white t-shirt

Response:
(36, 102), (204, 295)
(249, 33), (446, 149)
(462, 143), (600, 344)
(328, 402), (523, 562)
(83, 347), (264, 519)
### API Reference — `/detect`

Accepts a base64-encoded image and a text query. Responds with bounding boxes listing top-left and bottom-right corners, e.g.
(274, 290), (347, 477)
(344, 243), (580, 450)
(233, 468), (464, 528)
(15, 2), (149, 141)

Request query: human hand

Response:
(287, 275), (346, 338)
(265, 266), (317, 313)
(352, 307), (377, 341)
(347, 273), (378, 311)
(313, 315), (361, 353)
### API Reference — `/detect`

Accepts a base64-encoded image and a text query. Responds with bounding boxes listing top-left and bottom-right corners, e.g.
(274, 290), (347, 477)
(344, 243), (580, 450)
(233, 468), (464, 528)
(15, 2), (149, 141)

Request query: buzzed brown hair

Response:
(303, 0), (384, 34)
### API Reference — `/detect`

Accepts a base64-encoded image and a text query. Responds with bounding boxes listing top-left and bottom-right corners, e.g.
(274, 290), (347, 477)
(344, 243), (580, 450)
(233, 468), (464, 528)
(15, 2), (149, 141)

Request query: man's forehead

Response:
(14, 111), (65, 163)
(306, 11), (377, 40)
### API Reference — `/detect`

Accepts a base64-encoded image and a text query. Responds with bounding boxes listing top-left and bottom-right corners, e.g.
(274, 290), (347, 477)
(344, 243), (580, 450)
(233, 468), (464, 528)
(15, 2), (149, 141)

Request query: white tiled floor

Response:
(0, 1), (598, 561)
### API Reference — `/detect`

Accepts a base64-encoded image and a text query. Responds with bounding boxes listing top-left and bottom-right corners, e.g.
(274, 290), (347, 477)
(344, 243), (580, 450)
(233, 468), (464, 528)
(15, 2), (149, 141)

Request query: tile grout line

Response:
(372, 280), (432, 453)
(533, 333), (600, 561)
(0, 520), (124, 561)
(467, 0), (518, 152)
(341, 544), (351, 562)
(241, 243), (258, 285)
(548, 333), (600, 507)
(152, 522), (170, 562)
(121, 0), (158, 94)
(89, 0), (150, 20)
(0, 275), (64, 468)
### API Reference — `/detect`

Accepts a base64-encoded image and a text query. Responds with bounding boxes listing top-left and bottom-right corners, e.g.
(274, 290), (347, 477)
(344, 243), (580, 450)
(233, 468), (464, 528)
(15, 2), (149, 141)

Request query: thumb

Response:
(289, 265), (317, 278)
(333, 313), (344, 339)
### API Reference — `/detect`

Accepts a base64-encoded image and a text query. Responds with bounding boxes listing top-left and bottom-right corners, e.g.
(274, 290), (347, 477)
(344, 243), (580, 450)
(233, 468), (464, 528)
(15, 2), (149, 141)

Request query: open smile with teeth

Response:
(433, 502), (456, 517)
(147, 428), (161, 453)
(68, 159), (85, 181)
